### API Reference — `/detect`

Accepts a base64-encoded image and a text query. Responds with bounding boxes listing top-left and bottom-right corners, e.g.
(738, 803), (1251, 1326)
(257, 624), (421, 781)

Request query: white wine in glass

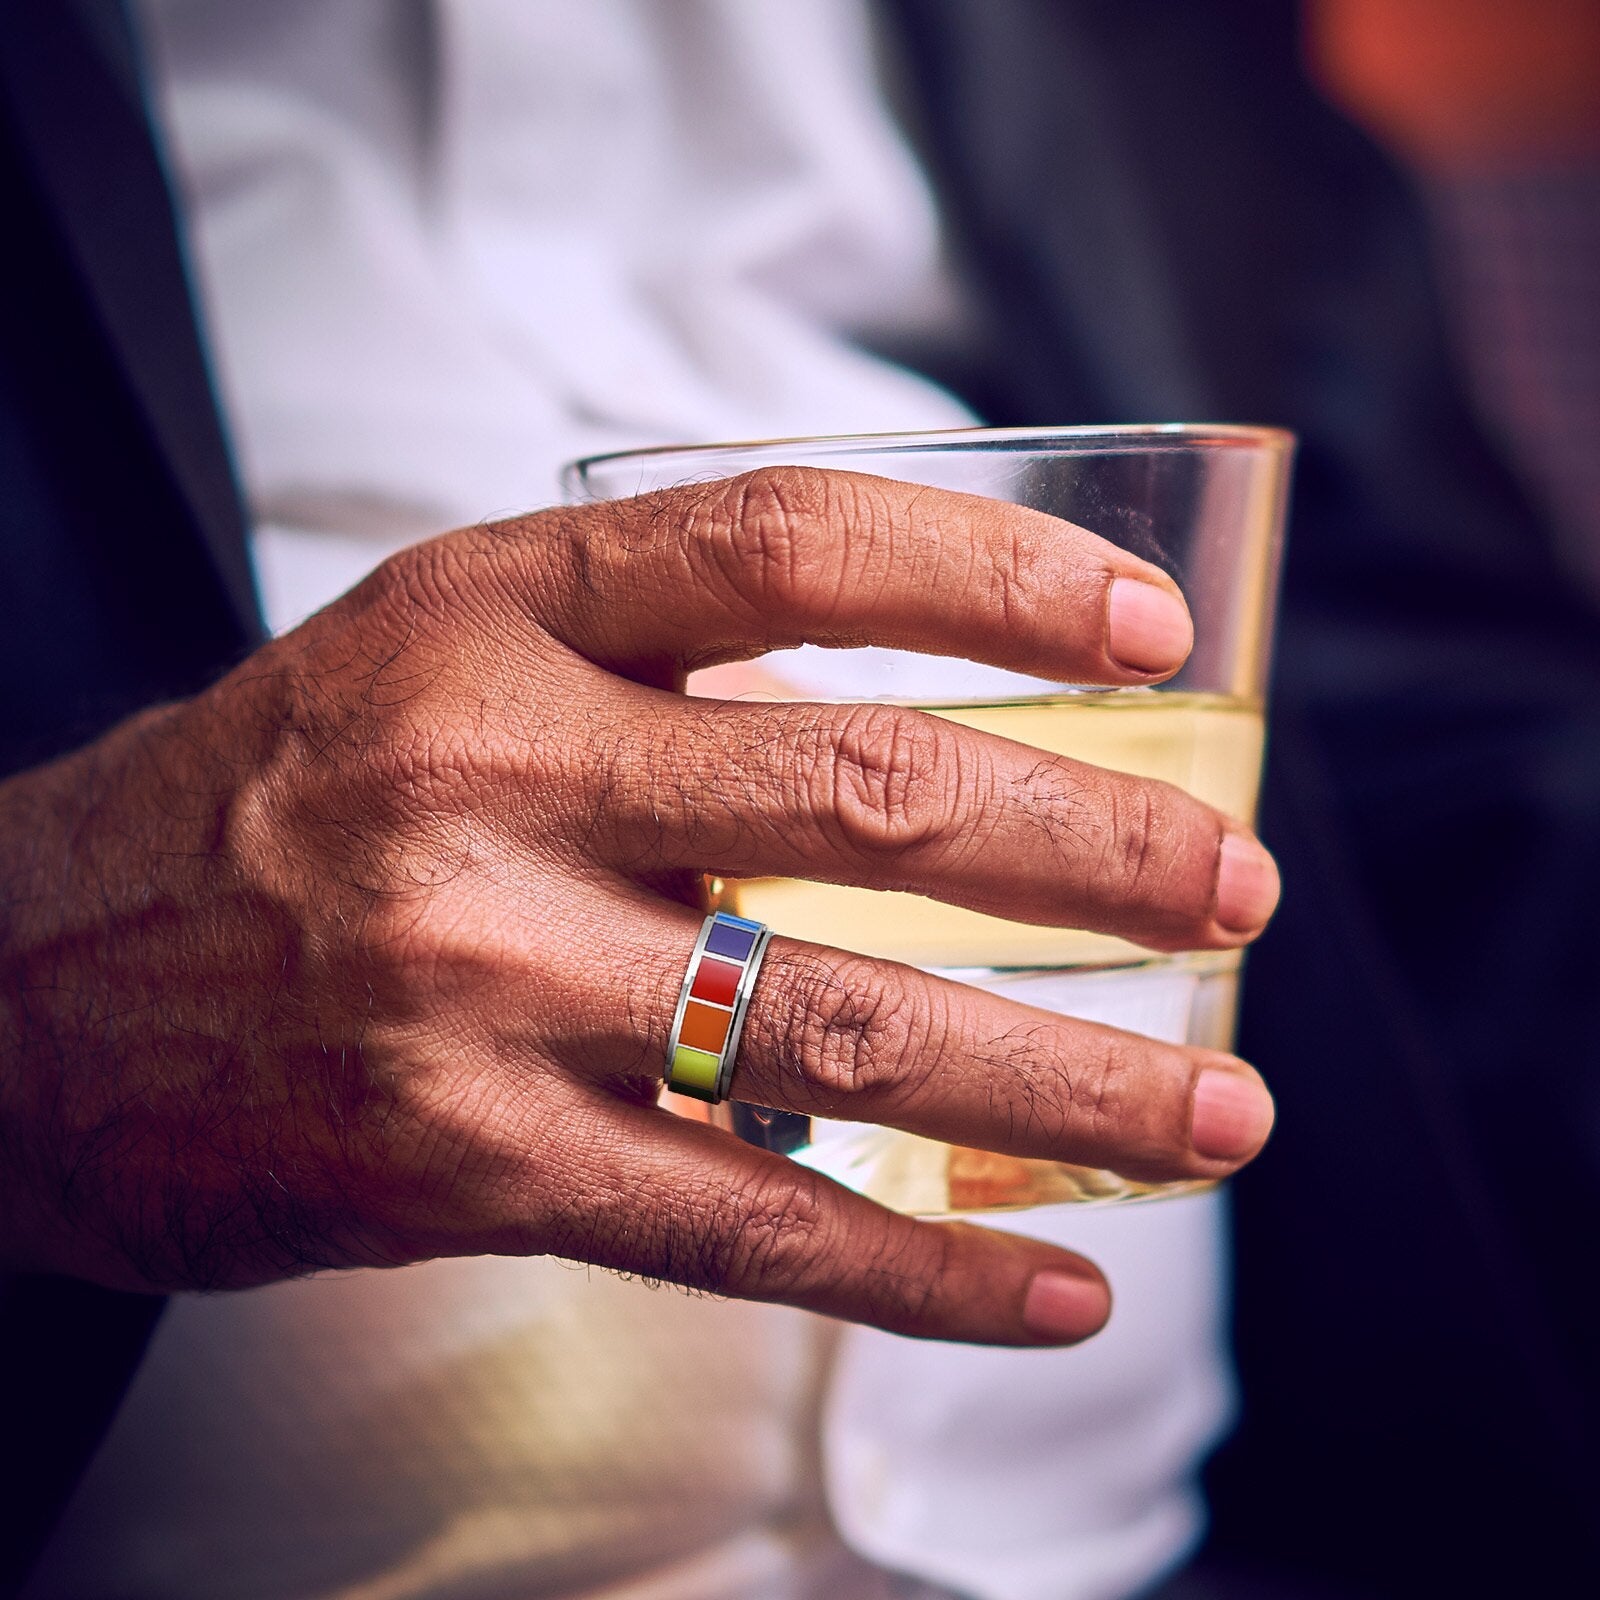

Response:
(567, 424), (1292, 1215)
(710, 688), (1264, 1214)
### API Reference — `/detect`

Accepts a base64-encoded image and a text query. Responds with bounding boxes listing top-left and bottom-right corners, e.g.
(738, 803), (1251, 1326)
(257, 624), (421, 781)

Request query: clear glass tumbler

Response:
(565, 425), (1293, 1214)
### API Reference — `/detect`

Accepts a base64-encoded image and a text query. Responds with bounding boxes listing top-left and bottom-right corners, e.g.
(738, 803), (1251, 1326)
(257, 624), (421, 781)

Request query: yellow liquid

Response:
(704, 691), (1267, 1215)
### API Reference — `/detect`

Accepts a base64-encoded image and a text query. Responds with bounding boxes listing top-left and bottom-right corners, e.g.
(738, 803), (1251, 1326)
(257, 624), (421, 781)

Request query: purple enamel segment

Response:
(705, 921), (758, 962)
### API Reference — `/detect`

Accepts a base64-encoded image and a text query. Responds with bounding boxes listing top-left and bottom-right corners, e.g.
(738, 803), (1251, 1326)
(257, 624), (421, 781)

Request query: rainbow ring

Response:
(664, 912), (773, 1104)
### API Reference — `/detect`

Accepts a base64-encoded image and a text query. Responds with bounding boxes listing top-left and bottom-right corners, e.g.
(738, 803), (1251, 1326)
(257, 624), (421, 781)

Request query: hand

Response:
(0, 468), (1278, 1344)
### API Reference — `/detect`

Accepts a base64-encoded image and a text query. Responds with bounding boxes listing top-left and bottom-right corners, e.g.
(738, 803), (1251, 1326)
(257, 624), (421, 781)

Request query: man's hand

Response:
(0, 469), (1278, 1344)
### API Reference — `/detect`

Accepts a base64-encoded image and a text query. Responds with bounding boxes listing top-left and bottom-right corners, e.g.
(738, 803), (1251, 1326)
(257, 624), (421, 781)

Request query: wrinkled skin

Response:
(0, 469), (1278, 1345)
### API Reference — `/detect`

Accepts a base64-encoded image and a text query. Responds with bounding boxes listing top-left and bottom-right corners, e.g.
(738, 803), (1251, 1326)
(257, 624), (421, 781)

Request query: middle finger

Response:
(579, 688), (1280, 951)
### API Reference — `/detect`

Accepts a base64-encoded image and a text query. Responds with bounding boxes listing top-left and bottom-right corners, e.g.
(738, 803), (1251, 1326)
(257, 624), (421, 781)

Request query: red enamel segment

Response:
(690, 958), (741, 1007)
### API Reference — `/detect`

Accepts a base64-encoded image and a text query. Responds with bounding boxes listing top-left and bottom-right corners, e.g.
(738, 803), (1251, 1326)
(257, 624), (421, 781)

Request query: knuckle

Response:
(703, 1166), (945, 1330)
(356, 524), (554, 682)
(362, 537), (477, 635)
(1106, 778), (1166, 896)
(1104, 777), (1225, 926)
(1062, 1030), (1186, 1170)
(1093, 775), (1215, 926)
(769, 951), (930, 1104)
(976, 1016), (1151, 1159)
(857, 1218), (949, 1327)
(376, 1065), (540, 1233)
(1067, 1030), (1139, 1138)
(976, 1023), (1148, 1164)
(707, 1169), (830, 1291)
(696, 465), (898, 625)
(986, 516), (1050, 636)
(728, 463), (831, 541)
(820, 705), (957, 864)
(705, 465), (827, 605)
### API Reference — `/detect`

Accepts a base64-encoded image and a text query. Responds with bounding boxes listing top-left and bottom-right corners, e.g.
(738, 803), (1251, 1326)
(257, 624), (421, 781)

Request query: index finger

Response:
(520, 467), (1194, 683)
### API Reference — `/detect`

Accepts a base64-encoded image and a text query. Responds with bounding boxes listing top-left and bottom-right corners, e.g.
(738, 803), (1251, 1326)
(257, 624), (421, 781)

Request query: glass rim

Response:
(564, 421), (1296, 495)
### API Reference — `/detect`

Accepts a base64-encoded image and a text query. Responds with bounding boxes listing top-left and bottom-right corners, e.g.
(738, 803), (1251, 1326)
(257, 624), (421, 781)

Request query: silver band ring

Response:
(664, 912), (773, 1104)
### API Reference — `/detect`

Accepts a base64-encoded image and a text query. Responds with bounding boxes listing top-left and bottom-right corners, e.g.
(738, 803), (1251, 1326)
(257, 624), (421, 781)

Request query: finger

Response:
(519, 467), (1195, 682)
(486, 1081), (1113, 1346)
(733, 944), (1276, 1182)
(541, 901), (1275, 1186)
(583, 690), (1279, 948)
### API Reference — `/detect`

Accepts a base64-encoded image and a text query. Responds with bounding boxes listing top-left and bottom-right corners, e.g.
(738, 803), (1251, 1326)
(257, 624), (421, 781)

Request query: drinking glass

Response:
(564, 425), (1293, 1214)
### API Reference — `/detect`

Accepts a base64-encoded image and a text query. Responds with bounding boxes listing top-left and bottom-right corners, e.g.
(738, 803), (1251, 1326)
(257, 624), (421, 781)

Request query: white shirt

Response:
(26, 6), (1233, 1598)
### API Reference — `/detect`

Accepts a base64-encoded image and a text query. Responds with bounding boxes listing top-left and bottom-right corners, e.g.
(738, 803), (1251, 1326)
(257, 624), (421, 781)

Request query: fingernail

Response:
(1022, 1269), (1110, 1342)
(1215, 832), (1281, 933)
(1191, 1067), (1276, 1161)
(1107, 578), (1194, 674)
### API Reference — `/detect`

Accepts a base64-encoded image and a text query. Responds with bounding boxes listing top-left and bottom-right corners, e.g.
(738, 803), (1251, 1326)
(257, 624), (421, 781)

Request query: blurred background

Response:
(1311, 0), (1599, 598)
(886, 0), (1600, 1593)
(1142, 1), (1600, 1592)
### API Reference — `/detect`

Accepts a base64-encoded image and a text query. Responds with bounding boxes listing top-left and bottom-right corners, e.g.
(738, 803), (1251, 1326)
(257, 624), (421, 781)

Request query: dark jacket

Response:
(4, 1), (1598, 1593)
(0, 2), (257, 1585)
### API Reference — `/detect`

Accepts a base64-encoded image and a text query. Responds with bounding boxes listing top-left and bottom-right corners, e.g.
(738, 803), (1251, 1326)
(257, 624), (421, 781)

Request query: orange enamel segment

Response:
(679, 1000), (732, 1054)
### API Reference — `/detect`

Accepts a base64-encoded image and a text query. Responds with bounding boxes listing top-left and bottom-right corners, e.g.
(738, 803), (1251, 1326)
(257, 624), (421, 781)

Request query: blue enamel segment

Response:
(715, 913), (764, 933)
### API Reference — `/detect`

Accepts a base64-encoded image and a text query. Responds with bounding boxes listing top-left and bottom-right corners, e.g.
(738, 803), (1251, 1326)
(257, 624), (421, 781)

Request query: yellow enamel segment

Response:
(669, 1044), (723, 1095)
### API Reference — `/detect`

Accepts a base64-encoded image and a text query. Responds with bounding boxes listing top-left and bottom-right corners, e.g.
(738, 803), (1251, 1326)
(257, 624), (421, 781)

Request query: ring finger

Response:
(539, 896), (1276, 1186)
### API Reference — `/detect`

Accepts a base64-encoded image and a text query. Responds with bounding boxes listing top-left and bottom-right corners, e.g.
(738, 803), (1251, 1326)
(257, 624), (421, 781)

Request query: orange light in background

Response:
(1306, 0), (1600, 166)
